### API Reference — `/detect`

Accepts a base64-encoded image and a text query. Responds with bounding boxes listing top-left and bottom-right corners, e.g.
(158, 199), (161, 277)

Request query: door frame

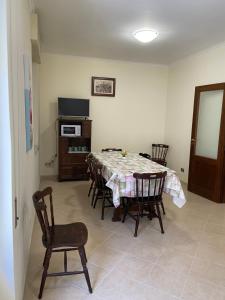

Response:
(188, 82), (225, 203)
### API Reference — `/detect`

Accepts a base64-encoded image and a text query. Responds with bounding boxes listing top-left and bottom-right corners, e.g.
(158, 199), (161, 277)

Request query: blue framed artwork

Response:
(23, 55), (33, 151)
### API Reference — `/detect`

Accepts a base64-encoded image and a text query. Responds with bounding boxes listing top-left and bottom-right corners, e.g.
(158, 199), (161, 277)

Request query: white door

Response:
(10, 1), (25, 299)
(10, 1), (34, 299)
(1, 1), (39, 300)
(0, 1), (16, 299)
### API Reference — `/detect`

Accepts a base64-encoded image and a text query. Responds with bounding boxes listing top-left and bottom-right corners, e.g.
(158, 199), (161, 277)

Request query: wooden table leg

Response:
(112, 197), (126, 222)
(112, 206), (122, 222)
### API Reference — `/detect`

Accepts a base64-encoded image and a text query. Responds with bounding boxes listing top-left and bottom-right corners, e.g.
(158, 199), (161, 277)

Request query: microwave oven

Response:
(61, 124), (81, 137)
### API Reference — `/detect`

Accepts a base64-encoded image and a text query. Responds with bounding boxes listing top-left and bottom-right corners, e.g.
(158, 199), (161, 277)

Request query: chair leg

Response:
(38, 248), (52, 299)
(91, 186), (96, 207)
(122, 199), (129, 223)
(42, 249), (47, 267)
(147, 204), (153, 220)
(161, 201), (165, 215)
(134, 204), (143, 237)
(88, 180), (94, 197)
(64, 251), (67, 272)
(93, 190), (99, 208)
(83, 247), (88, 263)
(78, 246), (92, 293)
(156, 203), (164, 234)
(134, 212), (140, 237)
(101, 191), (106, 220)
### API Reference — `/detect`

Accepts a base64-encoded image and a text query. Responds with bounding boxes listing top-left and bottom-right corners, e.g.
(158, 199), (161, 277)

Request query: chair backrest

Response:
(32, 187), (54, 246)
(102, 148), (122, 152)
(133, 172), (167, 202)
(139, 153), (151, 159)
(152, 144), (169, 161)
(92, 160), (105, 189)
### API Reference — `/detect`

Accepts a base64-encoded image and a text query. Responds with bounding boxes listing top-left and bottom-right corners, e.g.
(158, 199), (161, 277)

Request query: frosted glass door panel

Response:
(195, 90), (223, 159)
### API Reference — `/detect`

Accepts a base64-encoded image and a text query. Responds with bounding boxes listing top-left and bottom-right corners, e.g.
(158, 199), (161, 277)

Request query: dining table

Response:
(91, 152), (186, 221)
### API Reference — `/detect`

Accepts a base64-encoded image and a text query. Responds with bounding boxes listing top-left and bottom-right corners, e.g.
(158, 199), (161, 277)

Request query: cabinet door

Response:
(82, 120), (91, 138)
(59, 137), (68, 156)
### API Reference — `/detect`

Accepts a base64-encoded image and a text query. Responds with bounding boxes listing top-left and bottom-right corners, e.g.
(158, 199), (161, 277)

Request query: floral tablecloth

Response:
(91, 152), (186, 208)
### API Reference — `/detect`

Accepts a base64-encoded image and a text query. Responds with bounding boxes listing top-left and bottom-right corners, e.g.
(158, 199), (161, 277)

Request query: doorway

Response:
(188, 83), (225, 203)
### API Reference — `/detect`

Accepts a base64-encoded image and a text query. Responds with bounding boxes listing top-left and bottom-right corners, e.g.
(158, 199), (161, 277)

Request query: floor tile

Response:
(181, 274), (225, 300)
(190, 257), (225, 288)
(24, 179), (225, 300)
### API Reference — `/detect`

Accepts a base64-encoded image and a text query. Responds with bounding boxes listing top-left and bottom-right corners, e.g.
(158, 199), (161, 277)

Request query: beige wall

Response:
(40, 53), (168, 176)
(165, 42), (225, 182)
(40, 42), (225, 182)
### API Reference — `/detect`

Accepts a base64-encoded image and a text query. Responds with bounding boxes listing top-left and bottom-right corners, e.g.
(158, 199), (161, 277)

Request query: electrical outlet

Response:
(181, 168), (184, 172)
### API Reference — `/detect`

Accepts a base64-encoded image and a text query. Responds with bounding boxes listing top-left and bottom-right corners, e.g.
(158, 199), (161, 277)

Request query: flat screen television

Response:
(58, 98), (89, 117)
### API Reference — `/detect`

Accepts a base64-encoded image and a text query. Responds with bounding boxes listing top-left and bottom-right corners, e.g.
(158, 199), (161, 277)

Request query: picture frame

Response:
(91, 76), (116, 97)
(23, 55), (33, 152)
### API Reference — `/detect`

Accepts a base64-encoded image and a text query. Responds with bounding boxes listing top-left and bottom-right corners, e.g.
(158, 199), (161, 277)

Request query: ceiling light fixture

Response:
(133, 29), (158, 43)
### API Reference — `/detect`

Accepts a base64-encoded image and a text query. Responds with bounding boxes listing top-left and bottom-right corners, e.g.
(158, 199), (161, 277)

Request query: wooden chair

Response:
(102, 148), (122, 152)
(139, 152), (166, 215)
(33, 187), (92, 299)
(86, 154), (95, 198)
(92, 161), (114, 219)
(122, 172), (167, 237)
(151, 144), (169, 166)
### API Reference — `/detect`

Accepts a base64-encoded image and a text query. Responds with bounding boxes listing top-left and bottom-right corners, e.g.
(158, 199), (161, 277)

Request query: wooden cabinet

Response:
(58, 119), (92, 181)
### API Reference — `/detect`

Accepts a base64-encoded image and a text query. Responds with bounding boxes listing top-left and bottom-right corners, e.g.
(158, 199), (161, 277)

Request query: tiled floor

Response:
(24, 179), (225, 300)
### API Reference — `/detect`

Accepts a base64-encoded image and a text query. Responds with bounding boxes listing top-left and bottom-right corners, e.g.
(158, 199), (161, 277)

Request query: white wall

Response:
(0, 0), (15, 299)
(165, 42), (225, 182)
(40, 53), (168, 176)
(5, 0), (40, 299)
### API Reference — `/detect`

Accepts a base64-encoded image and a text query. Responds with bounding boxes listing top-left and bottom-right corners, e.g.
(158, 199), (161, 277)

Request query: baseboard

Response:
(180, 180), (187, 186)
(40, 175), (58, 182)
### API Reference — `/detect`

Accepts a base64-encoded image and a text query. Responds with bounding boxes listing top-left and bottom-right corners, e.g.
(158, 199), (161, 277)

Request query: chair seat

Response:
(42, 222), (88, 248)
(128, 195), (162, 204)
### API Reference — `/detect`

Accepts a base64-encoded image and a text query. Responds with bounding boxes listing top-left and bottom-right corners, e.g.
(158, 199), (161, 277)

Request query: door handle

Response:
(191, 138), (196, 143)
(15, 197), (19, 228)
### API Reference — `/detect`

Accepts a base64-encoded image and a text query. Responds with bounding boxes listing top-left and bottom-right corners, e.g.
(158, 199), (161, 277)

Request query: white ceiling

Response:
(35, 0), (225, 65)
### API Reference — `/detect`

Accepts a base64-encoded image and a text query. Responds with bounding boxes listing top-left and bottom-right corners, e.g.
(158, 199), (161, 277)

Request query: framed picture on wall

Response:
(23, 55), (33, 152)
(91, 76), (116, 97)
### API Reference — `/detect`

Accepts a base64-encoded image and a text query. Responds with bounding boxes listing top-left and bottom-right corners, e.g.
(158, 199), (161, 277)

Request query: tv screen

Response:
(58, 98), (89, 117)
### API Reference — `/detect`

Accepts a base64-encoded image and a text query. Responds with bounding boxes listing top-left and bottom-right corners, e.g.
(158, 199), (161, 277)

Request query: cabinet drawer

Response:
(59, 164), (88, 180)
(59, 166), (73, 179)
(61, 154), (88, 165)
